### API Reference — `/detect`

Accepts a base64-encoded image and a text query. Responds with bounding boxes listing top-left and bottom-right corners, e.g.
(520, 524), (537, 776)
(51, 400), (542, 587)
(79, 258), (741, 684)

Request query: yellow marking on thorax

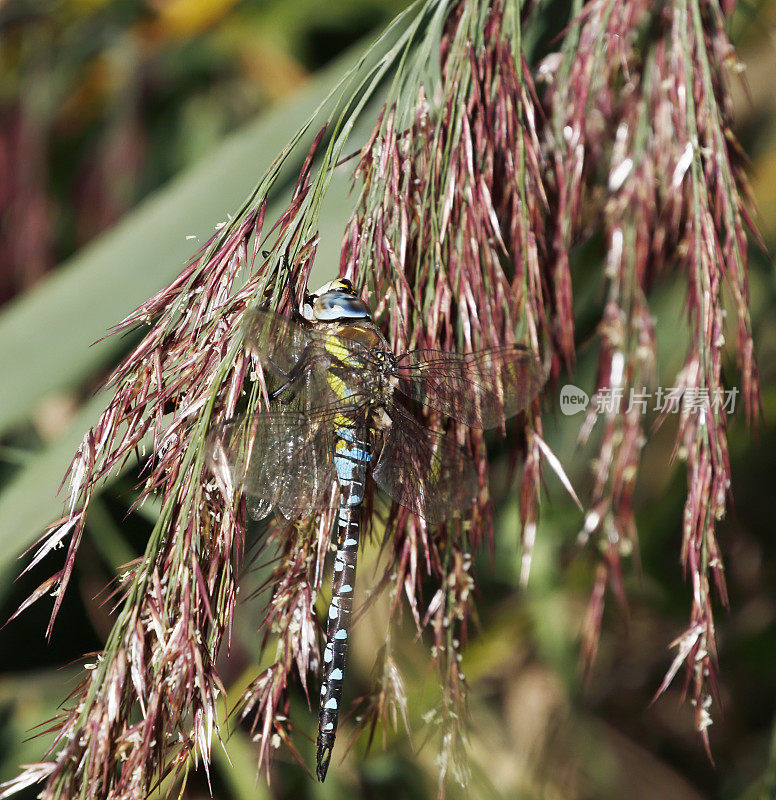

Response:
(326, 372), (348, 399)
(324, 335), (358, 366)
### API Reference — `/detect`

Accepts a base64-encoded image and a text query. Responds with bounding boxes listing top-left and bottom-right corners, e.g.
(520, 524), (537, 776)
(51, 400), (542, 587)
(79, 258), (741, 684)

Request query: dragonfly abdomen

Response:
(316, 426), (372, 781)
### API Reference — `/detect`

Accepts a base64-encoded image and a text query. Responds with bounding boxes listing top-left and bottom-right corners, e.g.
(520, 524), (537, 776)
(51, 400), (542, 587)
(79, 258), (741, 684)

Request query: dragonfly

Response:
(207, 278), (545, 781)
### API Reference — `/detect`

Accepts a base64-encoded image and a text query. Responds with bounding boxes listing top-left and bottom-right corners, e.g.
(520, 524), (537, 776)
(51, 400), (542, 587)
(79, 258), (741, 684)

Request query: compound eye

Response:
(313, 291), (371, 322)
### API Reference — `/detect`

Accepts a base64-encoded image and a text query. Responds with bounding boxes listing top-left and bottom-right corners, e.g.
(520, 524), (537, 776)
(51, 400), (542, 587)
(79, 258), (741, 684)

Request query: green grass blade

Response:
(0, 42), (373, 437)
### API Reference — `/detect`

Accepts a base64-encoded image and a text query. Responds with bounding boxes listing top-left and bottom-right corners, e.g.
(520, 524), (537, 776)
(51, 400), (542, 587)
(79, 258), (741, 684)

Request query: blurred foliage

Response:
(0, 0), (775, 799)
(0, 0), (409, 303)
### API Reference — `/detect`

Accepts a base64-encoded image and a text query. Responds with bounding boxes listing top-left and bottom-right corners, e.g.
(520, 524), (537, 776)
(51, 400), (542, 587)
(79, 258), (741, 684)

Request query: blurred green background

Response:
(1, 1), (775, 798)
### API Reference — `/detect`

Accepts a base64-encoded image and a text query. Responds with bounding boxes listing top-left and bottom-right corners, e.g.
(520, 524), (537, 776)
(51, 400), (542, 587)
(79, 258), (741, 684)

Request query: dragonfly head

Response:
(302, 278), (373, 324)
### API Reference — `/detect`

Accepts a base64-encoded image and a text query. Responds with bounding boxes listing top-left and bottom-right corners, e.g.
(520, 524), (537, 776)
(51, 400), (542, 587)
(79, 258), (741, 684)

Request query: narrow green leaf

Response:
(0, 88), (371, 587)
(0, 42), (373, 437)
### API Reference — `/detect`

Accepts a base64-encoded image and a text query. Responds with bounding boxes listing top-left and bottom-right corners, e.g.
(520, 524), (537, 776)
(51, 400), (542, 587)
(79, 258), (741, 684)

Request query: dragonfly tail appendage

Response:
(316, 502), (361, 781)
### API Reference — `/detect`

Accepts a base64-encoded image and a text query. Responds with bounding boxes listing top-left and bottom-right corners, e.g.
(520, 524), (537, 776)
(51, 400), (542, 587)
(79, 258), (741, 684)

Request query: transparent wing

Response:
(393, 345), (545, 429)
(242, 307), (317, 378)
(372, 404), (478, 525)
(207, 407), (337, 521)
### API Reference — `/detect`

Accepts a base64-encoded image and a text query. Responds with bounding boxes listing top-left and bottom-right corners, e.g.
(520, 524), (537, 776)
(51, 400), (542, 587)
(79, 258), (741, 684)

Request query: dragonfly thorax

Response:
(321, 322), (396, 409)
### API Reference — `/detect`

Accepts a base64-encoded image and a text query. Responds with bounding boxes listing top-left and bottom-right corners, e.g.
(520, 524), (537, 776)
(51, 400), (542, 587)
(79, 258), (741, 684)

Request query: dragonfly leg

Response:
(268, 344), (316, 402)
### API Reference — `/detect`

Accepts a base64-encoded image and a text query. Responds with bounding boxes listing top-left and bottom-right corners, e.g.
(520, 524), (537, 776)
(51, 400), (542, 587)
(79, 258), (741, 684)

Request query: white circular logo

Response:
(560, 384), (589, 415)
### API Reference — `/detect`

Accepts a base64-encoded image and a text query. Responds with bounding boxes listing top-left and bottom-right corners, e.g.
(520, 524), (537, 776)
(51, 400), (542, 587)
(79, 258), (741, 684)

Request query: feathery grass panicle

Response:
(545, 0), (758, 748)
(338, 1), (555, 786)
(1, 0), (761, 796)
(237, 517), (323, 772)
(1, 191), (278, 798)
